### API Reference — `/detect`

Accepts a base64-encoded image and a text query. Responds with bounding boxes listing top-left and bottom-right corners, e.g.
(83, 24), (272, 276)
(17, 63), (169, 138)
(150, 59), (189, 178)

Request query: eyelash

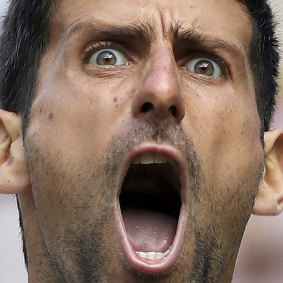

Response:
(181, 51), (228, 75)
(82, 41), (130, 64)
(81, 41), (230, 78)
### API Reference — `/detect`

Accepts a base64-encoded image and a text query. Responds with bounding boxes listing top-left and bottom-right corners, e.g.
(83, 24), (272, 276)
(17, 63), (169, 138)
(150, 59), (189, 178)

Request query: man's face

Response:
(25, 0), (263, 281)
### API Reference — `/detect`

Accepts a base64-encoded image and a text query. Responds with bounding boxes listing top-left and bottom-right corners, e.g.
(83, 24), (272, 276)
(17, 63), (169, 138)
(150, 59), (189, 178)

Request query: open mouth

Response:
(116, 147), (187, 275)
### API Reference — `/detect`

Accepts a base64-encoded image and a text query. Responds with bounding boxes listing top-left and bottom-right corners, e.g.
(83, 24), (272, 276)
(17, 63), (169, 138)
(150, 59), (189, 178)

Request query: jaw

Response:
(114, 144), (188, 275)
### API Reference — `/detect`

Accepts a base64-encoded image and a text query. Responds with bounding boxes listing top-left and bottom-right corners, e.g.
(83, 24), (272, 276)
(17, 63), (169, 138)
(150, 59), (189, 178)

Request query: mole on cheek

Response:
(114, 96), (119, 107)
(48, 112), (54, 121)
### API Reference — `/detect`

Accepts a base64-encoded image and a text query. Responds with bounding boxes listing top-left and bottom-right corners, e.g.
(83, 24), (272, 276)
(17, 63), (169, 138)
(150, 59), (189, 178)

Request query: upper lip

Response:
(115, 142), (188, 275)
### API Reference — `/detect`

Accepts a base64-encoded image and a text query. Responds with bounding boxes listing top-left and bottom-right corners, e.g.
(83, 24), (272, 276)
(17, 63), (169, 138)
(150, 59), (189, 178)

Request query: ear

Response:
(0, 109), (30, 193)
(252, 129), (283, 215)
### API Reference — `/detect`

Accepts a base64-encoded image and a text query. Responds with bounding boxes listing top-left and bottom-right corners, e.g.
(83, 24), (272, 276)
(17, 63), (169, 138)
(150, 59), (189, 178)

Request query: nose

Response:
(132, 48), (185, 123)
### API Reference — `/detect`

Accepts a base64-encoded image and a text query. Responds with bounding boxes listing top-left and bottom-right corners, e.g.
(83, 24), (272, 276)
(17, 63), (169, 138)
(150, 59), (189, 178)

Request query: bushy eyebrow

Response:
(65, 20), (246, 62)
(66, 20), (153, 43)
(173, 26), (246, 60)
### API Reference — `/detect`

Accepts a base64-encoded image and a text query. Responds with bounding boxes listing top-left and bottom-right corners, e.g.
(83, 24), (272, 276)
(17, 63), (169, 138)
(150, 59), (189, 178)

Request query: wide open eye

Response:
(89, 48), (129, 66)
(184, 57), (223, 78)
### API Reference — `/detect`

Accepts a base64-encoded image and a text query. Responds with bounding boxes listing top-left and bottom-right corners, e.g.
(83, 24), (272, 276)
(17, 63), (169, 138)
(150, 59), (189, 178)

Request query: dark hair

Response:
(0, 0), (280, 269)
(242, 0), (280, 131)
(0, 0), (55, 131)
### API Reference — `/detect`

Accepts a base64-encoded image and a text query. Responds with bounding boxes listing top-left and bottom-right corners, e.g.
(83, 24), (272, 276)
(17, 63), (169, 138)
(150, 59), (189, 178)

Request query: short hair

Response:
(0, 0), (55, 131)
(0, 0), (280, 268)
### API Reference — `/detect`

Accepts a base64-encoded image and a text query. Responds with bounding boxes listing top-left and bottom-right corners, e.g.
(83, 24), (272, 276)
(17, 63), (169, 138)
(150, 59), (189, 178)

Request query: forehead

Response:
(52, 0), (252, 50)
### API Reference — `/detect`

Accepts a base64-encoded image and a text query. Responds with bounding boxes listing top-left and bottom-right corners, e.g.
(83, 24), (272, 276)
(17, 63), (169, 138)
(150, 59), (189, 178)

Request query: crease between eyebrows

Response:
(64, 19), (247, 63)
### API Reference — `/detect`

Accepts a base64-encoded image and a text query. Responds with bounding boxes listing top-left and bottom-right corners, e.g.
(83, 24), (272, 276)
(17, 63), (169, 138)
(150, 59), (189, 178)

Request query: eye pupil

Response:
(195, 60), (214, 76)
(97, 51), (117, 65)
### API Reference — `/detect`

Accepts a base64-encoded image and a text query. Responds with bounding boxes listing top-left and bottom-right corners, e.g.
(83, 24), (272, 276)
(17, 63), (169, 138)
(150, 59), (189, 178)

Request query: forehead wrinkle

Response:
(56, 12), (250, 72)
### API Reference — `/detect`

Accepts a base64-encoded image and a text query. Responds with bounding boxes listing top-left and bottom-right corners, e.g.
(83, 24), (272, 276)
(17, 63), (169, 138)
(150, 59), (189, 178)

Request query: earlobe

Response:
(253, 129), (283, 215)
(0, 109), (30, 194)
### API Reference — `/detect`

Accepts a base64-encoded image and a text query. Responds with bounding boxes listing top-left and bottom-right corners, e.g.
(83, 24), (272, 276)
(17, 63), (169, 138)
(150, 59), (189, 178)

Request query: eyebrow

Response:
(173, 26), (246, 60)
(66, 20), (153, 42)
(65, 20), (247, 61)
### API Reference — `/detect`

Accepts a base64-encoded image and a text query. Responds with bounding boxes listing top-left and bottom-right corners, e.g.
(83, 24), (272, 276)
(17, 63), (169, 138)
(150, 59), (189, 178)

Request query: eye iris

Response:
(195, 60), (214, 76)
(97, 51), (117, 65)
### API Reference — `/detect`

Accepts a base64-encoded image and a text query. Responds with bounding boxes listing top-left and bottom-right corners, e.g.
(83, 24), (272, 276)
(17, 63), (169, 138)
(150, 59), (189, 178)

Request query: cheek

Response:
(29, 72), (135, 165)
(182, 85), (264, 257)
(182, 83), (262, 184)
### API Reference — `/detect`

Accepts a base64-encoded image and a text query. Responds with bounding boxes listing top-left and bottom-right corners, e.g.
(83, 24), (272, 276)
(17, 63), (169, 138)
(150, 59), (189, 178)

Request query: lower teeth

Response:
(135, 249), (169, 260)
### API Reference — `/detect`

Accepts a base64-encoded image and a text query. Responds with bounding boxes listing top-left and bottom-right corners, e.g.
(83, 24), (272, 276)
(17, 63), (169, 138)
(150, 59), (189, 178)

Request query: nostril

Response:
(168, 105), (177, 117)
(141, 102), (155, 113)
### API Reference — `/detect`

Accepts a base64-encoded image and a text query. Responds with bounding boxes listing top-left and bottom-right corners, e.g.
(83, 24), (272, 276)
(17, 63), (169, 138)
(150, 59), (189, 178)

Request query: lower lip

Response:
(115, 144), (188, 274)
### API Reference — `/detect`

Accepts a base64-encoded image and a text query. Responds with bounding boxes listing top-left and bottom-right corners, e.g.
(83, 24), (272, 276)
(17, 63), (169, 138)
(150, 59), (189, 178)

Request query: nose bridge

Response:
(132, 46), (185, 123)
(145, 47), (180, 100)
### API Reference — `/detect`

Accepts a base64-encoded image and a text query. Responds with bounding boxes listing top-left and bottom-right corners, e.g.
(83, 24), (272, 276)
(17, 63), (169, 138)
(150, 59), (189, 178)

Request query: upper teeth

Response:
(133, 152), (172, 165)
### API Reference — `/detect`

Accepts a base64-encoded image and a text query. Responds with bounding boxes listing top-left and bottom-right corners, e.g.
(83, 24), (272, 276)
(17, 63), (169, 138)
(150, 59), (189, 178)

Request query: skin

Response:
(19, 0), (264, 281)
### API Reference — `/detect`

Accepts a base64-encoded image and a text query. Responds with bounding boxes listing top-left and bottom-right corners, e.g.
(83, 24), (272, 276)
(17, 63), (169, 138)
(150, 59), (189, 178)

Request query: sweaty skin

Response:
(21, 0), (264, 282)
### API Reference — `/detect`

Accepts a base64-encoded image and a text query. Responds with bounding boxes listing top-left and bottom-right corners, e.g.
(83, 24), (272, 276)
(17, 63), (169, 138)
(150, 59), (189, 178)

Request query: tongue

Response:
(122, 208), (177, 252)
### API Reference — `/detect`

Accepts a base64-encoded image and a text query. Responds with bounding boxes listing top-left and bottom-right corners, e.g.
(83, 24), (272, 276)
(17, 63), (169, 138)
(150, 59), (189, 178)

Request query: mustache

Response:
(113, 117), (195, 155)
(105, 117), (203, 197)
